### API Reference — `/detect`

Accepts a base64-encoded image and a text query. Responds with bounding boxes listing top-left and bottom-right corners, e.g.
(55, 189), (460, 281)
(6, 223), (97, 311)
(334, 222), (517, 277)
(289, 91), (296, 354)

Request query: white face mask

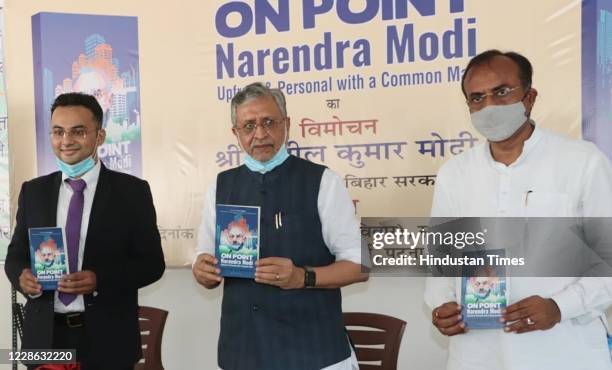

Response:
(470, 101), (528, 142)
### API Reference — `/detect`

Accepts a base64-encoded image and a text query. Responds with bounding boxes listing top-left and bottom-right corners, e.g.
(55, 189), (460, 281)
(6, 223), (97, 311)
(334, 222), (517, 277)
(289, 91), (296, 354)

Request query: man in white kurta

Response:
(425, 49), (612, 370)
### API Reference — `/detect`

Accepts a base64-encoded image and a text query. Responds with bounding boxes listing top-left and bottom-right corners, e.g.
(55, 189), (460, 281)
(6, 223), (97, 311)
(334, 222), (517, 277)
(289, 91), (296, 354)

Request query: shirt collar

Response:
(484, 120), (543, 168)
(61, 160), (102, 187)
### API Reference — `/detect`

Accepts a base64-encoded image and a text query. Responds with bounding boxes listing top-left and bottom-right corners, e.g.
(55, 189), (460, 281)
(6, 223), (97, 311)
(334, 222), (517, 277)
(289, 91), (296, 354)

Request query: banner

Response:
(583, 0), (612, 160)
(32, 12), (142, 177)
(0, 2), (9, 261)
(158, 0), (583, 266)
(3, 1), (600, 266)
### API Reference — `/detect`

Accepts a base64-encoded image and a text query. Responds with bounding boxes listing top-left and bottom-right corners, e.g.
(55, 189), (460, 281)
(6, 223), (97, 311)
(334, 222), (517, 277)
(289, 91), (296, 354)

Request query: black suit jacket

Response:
(4, 164), (165, 367)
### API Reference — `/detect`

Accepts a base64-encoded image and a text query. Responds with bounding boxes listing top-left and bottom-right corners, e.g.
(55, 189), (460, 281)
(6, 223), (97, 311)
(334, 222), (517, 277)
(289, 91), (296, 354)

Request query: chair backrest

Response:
(135, 306), (168, 370)
(343, 312), (406, 370)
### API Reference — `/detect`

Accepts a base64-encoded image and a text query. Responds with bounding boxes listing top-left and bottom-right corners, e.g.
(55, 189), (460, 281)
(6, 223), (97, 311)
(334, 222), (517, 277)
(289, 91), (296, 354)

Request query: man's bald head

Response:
(461, 50), (533, 98)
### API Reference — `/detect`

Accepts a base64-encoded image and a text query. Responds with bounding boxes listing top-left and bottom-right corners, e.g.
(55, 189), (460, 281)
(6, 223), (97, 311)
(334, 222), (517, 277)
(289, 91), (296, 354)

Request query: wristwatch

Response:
(303, 266), (316, 288)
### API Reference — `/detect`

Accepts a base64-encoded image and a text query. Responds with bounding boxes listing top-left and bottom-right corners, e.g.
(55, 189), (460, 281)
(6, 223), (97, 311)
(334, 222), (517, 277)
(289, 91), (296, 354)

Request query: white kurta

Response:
(425, 125), (612, 370)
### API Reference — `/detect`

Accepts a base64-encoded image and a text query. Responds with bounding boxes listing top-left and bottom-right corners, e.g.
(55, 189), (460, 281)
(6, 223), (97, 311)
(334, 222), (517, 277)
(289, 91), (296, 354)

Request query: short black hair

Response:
(50, 92), (103, 129)
(461, 49), (533, 97)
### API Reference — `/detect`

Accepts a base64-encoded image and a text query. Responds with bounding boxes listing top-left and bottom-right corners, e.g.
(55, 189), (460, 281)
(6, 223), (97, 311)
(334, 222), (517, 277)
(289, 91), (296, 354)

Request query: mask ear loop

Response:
(520, 85), (532, 118)
(90, 129), (102, 162)
(283, 118), (289, 146)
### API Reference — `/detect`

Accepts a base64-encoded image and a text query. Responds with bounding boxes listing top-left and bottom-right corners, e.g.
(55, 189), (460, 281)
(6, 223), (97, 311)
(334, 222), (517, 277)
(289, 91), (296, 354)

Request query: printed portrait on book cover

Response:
(219, 216), (257, 256)
(34, 236), (66, 273)
(464, 266), (506, 305)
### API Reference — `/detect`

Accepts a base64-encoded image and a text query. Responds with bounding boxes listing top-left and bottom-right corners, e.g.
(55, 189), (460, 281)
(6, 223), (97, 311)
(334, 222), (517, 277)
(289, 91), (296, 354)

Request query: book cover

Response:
(459, 249), (508, 329)
(28, 227), (69, 290)
(215, 204), (260, 278)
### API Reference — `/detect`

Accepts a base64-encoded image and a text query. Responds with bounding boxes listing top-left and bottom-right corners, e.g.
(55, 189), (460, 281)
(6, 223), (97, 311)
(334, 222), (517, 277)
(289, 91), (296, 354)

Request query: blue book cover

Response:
(28, 227), (69, 290)
(215, 204), (260, 278)
(459, 250), (508, 329)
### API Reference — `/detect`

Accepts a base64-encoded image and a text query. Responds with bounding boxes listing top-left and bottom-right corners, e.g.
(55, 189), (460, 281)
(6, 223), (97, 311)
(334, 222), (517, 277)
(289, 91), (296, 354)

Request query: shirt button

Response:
(252, 305), (259, 312)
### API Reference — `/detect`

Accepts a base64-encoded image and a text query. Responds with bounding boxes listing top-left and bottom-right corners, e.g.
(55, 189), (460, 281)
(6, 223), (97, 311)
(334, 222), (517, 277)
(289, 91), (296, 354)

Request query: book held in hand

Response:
(459, 249), (508, 329)
(28, 227), (69, 290)
(215, 204), (260, 278)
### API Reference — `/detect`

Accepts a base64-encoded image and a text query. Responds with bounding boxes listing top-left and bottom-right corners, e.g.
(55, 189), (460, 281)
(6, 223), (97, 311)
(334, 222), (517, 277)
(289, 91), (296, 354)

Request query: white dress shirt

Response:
(196, 168), (361, 370)
(53, 161), (101, 313)
(425, 125), (612, 370)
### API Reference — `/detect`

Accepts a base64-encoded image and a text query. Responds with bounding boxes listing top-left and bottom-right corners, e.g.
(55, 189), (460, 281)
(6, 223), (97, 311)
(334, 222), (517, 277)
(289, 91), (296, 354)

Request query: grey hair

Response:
(230, 82), (287, 127)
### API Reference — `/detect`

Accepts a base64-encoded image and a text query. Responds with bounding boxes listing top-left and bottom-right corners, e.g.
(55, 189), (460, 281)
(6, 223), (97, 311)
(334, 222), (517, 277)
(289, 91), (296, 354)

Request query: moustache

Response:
(250, 141), (274, 150)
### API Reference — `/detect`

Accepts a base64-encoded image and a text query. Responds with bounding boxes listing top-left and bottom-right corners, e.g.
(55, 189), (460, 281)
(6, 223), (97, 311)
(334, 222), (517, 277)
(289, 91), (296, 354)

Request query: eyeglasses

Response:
(50, 127), (97, 140)
(467, 86), (522, 108)
(234, 118), (286, 136)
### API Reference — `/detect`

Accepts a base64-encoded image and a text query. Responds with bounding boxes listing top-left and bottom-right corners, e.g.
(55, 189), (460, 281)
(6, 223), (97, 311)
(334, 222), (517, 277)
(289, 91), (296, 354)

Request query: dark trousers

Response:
(25, 321), (84, 370)
(26, 315), (135, 370)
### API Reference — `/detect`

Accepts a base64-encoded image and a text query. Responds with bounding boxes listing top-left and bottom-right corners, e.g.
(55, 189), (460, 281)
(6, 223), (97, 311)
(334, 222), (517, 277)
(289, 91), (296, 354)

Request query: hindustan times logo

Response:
(371, 229), (487, 250)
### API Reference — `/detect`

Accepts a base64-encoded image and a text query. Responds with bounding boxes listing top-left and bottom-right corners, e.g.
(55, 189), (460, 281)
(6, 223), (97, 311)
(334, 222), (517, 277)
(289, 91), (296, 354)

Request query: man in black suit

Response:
(5, 92), (165, 370)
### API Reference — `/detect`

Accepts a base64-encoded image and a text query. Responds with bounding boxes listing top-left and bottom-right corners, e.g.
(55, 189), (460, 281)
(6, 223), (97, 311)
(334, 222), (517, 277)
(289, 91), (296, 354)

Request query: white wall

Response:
(137, 269), (449, 370)
(1, 266), (448, 370)
(0, 264), (24, 370)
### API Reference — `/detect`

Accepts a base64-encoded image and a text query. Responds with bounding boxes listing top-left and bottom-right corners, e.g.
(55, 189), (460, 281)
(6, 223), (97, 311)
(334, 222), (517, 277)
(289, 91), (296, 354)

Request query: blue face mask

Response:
(243, 144), (289, 174)
(56, 156), (96, 179)
(56, 134), (99, 178)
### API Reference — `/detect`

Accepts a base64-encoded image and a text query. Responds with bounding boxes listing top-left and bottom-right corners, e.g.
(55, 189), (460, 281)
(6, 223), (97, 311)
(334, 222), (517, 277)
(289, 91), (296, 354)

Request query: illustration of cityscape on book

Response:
(32, 12), (142, 177)
(459, 249), (508, 329)
(28, 227), (68, 290)
(215, 204), (260, 278)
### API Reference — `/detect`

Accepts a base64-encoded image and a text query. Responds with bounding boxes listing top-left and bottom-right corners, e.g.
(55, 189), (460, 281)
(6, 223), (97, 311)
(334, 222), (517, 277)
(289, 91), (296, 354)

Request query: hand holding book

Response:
(501, 295), (561, 334)
(57, 270), (97, 295)
(18, 268), (42, 296)
(432, 302), (466, 336)
(254, 257), (305, 289)
(193, 253), (224, 289)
